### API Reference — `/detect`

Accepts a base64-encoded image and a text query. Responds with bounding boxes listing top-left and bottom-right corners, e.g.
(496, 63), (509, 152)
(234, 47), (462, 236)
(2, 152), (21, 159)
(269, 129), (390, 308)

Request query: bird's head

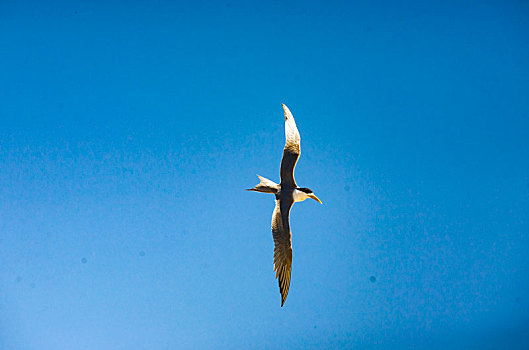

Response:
(295, 187), (322, 204)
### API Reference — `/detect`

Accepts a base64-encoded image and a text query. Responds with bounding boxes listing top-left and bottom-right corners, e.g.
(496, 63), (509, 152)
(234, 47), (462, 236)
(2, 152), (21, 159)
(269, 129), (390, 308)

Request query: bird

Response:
(247, 103), (322, 307)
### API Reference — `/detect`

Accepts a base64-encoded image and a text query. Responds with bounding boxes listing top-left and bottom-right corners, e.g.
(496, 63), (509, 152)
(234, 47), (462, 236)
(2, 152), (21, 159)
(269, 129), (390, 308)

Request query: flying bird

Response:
(247, 103), (322, 307)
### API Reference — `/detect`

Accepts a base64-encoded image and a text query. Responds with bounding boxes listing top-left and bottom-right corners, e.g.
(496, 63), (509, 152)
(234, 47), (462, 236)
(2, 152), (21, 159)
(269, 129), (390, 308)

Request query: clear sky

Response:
(1, 0), (528, 349)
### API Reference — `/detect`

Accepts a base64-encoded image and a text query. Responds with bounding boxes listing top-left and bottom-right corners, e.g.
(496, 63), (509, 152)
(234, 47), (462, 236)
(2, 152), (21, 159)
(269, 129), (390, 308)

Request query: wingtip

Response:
(281, 103), (291, 121)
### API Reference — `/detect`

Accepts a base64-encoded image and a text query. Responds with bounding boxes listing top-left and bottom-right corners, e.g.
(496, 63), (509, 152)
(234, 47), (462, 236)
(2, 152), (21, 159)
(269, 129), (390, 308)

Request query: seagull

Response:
(247, 103), (322, 307)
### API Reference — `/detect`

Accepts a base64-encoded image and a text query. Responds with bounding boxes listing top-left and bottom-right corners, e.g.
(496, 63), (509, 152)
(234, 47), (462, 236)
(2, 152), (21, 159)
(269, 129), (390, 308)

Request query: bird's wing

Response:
(271, 197), (294, 306)
(280, 104), (300, 187)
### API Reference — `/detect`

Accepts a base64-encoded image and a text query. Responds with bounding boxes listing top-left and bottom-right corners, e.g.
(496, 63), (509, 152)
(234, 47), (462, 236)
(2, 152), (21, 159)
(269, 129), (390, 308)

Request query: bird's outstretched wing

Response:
(271, 197), (294, 306)
(280, 104), (300, 187)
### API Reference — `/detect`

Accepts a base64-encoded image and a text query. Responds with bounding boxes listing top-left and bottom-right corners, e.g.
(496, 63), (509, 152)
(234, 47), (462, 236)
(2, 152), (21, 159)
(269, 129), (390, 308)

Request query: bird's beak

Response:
(309, 194), (322, 204)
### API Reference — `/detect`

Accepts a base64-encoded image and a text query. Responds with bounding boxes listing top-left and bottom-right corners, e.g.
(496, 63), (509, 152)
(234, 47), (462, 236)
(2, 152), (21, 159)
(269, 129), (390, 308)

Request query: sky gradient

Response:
(1, 0), (529, 349)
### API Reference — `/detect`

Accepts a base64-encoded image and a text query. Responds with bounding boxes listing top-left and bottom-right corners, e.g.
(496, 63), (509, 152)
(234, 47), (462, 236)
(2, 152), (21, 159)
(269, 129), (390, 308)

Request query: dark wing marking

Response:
(280, 149), (299, 187)
(280, 104), (300, 187)
(271, 198), (294, 306)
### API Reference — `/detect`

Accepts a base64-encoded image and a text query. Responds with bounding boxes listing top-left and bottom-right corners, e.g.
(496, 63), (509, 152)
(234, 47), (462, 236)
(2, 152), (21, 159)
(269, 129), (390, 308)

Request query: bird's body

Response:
(247, 104), (322, 307)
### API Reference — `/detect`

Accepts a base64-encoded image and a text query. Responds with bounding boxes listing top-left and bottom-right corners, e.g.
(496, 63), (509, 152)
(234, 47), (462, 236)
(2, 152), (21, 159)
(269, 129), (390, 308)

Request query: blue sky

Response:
(1, 0), (528, 349)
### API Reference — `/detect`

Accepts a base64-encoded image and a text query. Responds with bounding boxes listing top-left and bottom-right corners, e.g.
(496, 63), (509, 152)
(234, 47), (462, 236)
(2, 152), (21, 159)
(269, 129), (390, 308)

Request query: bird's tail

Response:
(246, 175), (279, 194)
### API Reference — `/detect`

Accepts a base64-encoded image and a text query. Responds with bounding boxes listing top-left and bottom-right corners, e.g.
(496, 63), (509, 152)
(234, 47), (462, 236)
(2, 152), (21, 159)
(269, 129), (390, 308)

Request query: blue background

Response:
(1, 1), (528, 348)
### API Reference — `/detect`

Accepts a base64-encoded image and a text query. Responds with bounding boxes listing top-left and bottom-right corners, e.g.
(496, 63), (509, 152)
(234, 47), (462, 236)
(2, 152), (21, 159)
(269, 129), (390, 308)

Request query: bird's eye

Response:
(298, 188), (312, 194)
